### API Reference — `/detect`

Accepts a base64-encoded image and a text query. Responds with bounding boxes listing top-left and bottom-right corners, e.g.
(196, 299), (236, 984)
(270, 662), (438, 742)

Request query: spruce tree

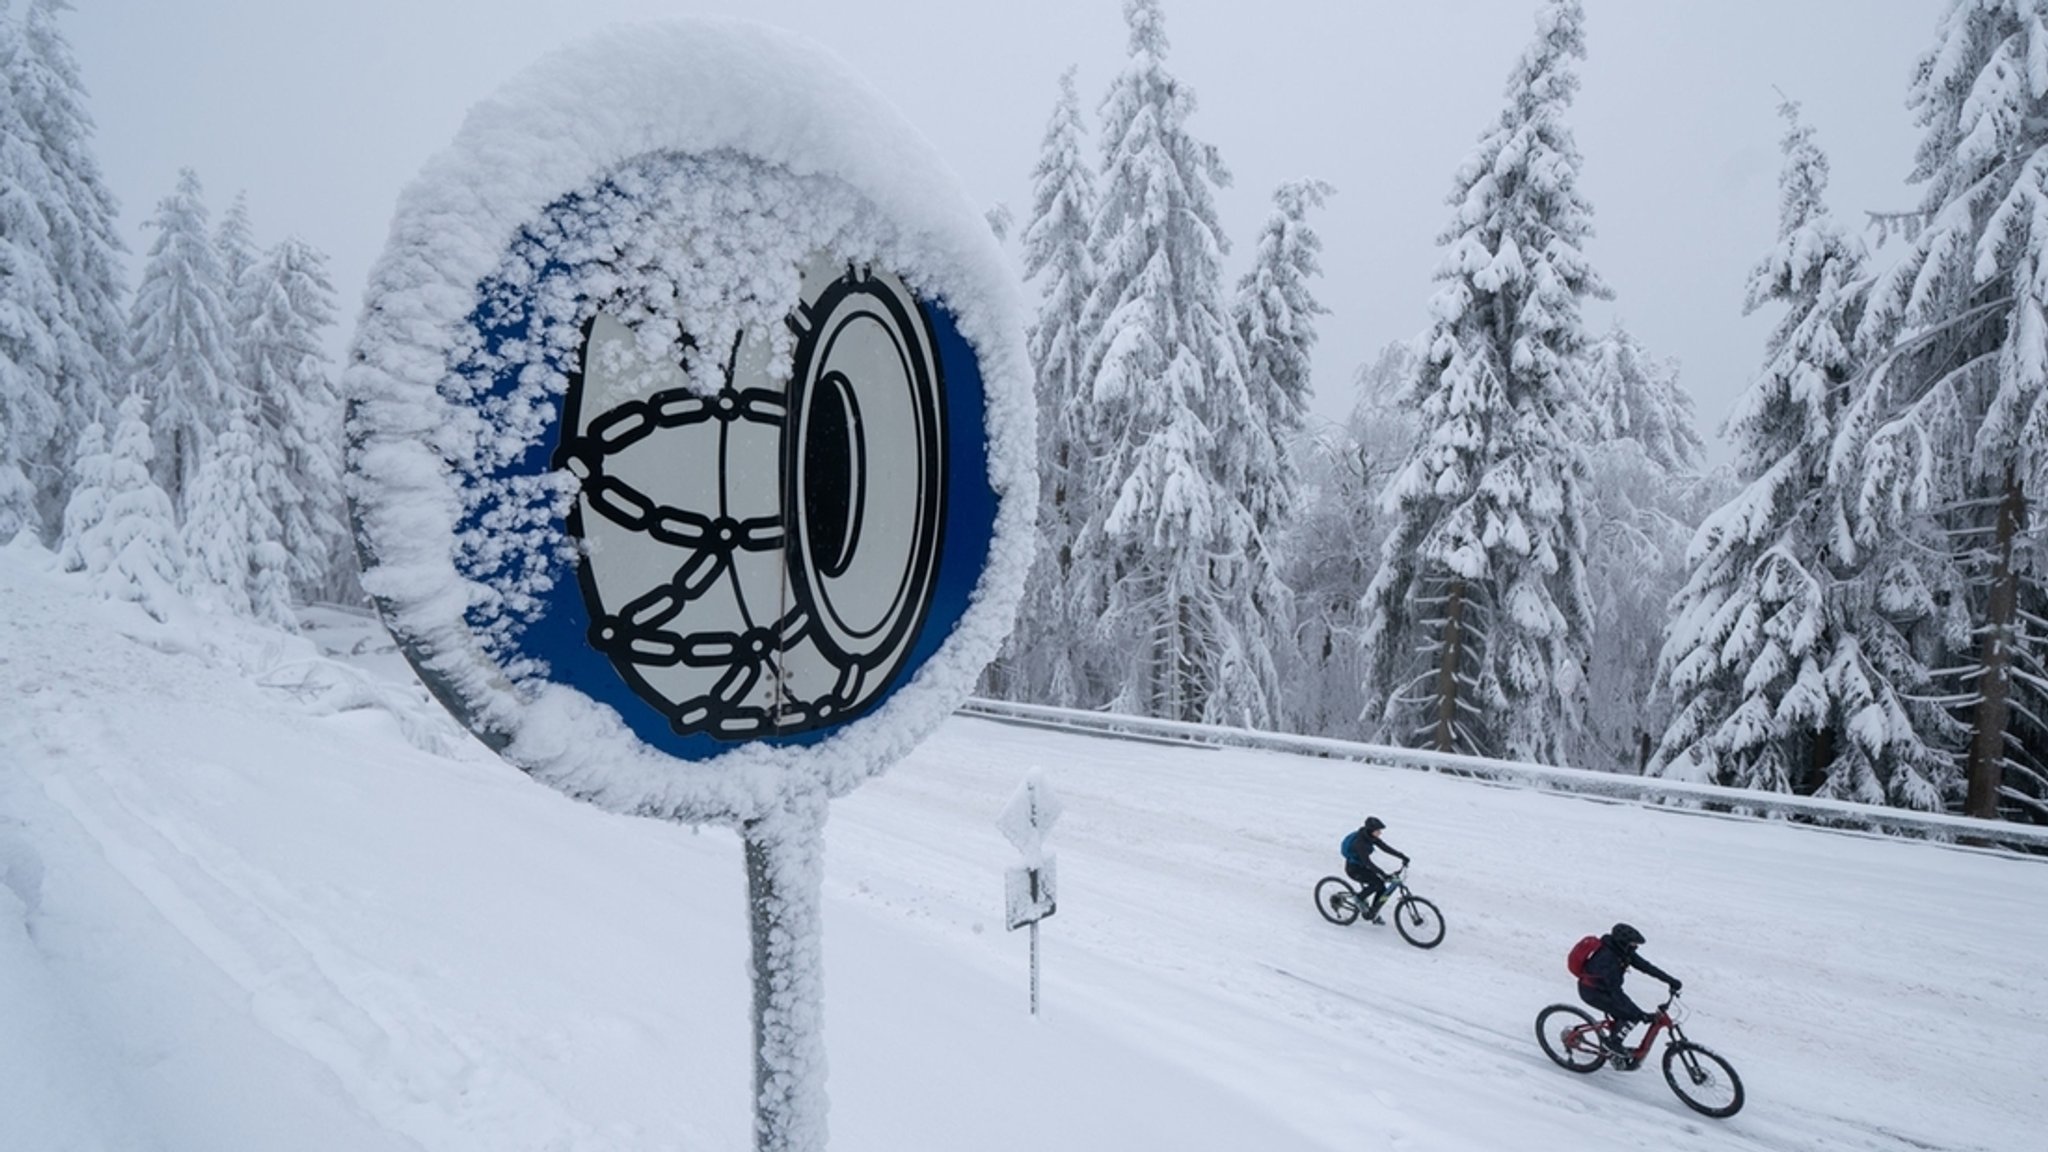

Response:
(1280, 343), (1419, 739)
(1077, 0), (1268, 724)
(1234, 179), (1333, 540)
(216, 192), (256, 306)
(241, 236), (343, 601)
(1574, 324), (1717, 773)
(0, 2), (64, 539)
(1360, 0), (1602, 763)
(182, 411), (260, 617)
(1838, 0), (2048, 819)
(1581, 324), (1703, 473)
(62, 391), (185, 621)
(1656, 101), (1950, 805)
(128, 168), (237, 514)
(8, 0), (125, 531)
(1229, 179), (1333, 731)
(1005, 66), (1098, 706)
(183, 406), (296, 626)
(54, 414), (104, 566)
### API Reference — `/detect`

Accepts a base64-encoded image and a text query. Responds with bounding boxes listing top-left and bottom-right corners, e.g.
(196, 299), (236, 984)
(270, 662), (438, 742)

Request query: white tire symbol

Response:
(556, 261), (945, 740)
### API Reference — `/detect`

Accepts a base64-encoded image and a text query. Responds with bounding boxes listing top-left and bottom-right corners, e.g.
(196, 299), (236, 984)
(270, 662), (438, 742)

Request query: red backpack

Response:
(1567, 935), (1602, 980)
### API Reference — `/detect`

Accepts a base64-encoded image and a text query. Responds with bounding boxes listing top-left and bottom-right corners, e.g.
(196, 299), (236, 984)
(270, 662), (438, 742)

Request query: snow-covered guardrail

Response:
(955, 698), (2048, 853)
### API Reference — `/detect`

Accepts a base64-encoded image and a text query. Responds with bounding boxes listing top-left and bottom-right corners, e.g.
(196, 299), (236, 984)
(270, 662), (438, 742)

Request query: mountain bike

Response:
(1534, 993), (1744, 1118)
(1312, 869), (1445, 948)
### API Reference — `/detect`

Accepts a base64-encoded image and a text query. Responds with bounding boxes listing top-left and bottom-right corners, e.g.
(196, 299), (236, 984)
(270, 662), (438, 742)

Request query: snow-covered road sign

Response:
(998, 770), (1062, 1014)
(1005, 859), (1057, 930)
(998, 768), (1063, 863)
(346, 23), (1034, 821)
(345, 20), (1034, 1152)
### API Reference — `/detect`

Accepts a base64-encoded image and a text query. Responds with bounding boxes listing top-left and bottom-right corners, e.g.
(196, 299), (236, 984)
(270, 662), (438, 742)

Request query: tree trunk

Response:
(1965, 469), (2026, 820)
(1433, 577), (1467, 754)
(1804, 724), (1836, 798)
(1175, 593), (1195, 723)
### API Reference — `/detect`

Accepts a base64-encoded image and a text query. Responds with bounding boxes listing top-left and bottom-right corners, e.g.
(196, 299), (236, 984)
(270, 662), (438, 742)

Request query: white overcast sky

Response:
(68, 0), (1940, 457)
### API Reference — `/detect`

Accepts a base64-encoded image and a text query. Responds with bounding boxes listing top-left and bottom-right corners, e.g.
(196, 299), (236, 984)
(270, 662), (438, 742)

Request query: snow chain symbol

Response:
(555, 263), (948, 742)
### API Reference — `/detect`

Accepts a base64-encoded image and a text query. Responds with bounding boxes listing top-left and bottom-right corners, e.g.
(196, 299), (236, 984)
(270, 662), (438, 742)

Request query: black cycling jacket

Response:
(1579, 937), (1677, 993)
(1343, 829), (1410, 869)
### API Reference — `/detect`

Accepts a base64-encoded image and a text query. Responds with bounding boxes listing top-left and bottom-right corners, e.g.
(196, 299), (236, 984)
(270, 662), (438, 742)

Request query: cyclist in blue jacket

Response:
(1341, 816), (1409, 924)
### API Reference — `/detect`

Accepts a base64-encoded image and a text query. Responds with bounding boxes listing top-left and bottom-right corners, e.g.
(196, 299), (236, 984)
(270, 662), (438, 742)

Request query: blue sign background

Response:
(450, 205), (997, 763)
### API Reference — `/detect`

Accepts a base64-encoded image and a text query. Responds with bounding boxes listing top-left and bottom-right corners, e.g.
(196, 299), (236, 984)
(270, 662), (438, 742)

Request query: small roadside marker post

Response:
(998, 769), (1062, 1016)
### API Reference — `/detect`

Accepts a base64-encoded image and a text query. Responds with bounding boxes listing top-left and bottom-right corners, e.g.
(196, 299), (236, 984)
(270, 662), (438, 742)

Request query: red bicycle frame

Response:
(1568, 1000), (1674, 1064)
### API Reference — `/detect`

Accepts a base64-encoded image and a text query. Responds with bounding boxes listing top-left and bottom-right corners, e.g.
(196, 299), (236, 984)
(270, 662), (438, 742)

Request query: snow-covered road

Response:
(3, 544), (2042, 1151)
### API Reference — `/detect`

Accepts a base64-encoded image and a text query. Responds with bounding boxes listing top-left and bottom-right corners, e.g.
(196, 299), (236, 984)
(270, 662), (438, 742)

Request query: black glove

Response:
(1669, 979), (1684, 993)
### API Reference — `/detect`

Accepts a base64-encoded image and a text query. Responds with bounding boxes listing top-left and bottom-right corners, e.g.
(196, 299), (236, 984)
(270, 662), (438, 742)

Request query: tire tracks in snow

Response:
(1264, 961), (1973, 1152)
(2, 571), (623, 1151)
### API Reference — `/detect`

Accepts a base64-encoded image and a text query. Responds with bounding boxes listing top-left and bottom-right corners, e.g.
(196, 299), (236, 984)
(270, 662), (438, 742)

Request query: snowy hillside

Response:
(2, 540), (2042, 1152)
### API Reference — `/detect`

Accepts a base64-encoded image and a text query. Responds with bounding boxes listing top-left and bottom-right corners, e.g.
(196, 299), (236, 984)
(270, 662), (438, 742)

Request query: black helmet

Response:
(1610, 922), (1646, 949)
(1363, 816), (1386, 834)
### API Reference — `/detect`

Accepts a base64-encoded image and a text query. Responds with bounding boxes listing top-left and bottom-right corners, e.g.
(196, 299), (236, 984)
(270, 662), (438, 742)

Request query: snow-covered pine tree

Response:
(0, 441), (34, 544)
(54, 413), (104, 566)
(128, 167), (237, 514)
(1231, 178), (1333, 731)
(1655, 100), (1951, 805)
(1581, 323), (1704, 472)
(1000, 66), (1098, 706)
(1077, 0), (1271, 725)
(1280, 342), (1419, 738)
(0, 140), (58, 536)
(1234, 179), (1334, 539)
(183, 407), (294, 625)
(0, 1), (64, 540)
(61, 391), (185, 621)
(239, 236), (345, 603)
(1359, 0), (1602, 763)
(215, 191), (260, 422)
(216, 192), (256, 305)
(1349, 342), (1424, 508)
(1837, 0), (2048, 821)
(4, 0), (125, 535)
(1573, 324), (1719, 772)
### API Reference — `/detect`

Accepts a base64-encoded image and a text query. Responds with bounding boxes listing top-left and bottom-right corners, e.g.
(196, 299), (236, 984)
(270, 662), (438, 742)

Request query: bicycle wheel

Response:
(1535, 1004), (1607, 1073)
(1662, 1040), (1744, 1118)
(1314, 876), (1360, 925)
(1392, 895), (1445, 949)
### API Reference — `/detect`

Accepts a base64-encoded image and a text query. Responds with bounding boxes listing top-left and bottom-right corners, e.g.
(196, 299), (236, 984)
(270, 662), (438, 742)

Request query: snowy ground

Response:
(2, 540), (2043, 1152)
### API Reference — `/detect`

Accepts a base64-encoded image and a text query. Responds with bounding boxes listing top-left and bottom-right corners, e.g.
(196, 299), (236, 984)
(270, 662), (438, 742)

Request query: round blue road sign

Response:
(345, 26), (1034, 826)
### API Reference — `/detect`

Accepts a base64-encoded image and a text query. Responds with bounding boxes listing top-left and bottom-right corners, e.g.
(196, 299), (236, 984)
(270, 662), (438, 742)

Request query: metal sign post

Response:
(743, 789), (828, 1150)
(345, 22), (1035, 1151)
(999, 770), (1062, 1015)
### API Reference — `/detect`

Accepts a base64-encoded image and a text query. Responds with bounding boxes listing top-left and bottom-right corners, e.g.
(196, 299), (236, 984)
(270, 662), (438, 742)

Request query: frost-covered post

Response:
(344, 23), (1034, 1152)
(743, 786), (830, 1149)
(998, 769), (1062, 1015)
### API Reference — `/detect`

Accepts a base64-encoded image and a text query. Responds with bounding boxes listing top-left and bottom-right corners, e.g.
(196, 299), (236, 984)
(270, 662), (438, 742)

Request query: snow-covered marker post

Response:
(342, 21), (1033, 1152)
(998, 769), (1061, 1015)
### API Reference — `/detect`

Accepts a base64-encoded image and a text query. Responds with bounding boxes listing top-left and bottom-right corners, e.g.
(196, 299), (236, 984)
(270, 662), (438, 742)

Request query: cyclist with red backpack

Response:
(1571, 923), (1682, 1066)
(1340, 816), (1410, 925)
